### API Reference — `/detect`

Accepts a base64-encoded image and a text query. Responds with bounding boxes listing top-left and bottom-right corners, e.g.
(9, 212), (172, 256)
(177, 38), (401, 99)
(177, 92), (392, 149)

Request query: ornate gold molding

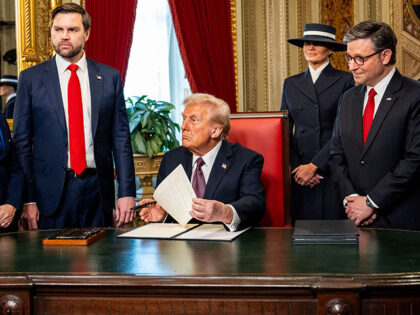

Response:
(230, 0), (239, 112)
(16, 0), (84, 73)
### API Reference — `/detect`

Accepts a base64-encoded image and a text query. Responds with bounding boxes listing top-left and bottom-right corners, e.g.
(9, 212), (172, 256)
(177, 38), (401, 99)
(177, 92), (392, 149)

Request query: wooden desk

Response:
(1, 228), (420, 314)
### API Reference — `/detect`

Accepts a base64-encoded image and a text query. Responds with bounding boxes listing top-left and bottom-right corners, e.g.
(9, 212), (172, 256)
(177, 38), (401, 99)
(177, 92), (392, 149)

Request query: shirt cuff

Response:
(24, 202), (37, 206)
(343, 193), (359, 208)
(225, 205), (241, 231)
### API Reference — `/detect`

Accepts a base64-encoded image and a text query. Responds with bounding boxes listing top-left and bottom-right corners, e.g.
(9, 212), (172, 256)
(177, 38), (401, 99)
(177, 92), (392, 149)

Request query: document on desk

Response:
(118, 223), (251, 241)
(153, 164), (195, 227)
(175, 224), (251, 241)
(118, 223), (199, 239)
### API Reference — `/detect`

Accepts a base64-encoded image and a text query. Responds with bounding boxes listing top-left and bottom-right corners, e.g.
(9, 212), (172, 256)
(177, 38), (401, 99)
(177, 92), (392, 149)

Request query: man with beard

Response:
(13, 3), (136, 229)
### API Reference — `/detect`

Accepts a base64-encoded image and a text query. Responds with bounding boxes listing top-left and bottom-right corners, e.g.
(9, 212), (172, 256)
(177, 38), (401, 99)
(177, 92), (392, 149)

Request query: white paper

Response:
(118, 223), (198, 239)
(153, 164), (195, 227)
(175, 224), (251, 241)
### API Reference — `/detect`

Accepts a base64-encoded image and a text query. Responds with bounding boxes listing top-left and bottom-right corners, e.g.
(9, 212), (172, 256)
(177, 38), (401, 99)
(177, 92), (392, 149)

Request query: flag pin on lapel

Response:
(96, 75), (102, 80)
(222, 163), (227, 169)
(386, 97), (392, 101)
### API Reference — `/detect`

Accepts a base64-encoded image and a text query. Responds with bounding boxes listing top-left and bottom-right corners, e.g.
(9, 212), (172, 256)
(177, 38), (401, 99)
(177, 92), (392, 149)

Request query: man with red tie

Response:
(330, 21), (420, 230)
(139, 93), (265, 231)
(13, 3), (136, 229)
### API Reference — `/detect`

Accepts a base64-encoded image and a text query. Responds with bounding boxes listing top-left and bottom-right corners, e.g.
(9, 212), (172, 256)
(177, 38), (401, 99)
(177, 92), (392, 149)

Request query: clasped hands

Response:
(138, 198), (233, 225)
(345, 195), (377, 226)
(292, 163), (322, 188)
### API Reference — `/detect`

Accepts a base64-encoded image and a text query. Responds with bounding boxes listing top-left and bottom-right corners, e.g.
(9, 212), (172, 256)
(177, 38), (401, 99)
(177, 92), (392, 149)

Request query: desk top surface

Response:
(1, 227), (420, 277)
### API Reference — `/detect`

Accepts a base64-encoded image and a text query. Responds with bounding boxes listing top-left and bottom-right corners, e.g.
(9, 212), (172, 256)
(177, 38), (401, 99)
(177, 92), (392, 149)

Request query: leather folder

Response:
(292, 220), (359, 244)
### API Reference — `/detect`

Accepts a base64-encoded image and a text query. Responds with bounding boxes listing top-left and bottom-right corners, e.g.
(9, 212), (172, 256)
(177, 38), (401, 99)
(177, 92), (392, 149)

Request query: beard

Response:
(53, 42), (84, 60)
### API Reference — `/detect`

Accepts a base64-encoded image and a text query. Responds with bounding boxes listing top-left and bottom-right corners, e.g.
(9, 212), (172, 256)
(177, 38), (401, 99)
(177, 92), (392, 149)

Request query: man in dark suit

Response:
(139, 93), (265, 230)
(13, 3), (135, 229)
(330, 21), (420, 230)
(0, 112), (23, 232)
(0, 75), (17, 119)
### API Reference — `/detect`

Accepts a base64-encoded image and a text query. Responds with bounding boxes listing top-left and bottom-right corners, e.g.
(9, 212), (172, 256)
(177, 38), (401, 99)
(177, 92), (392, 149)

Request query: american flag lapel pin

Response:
(96, 75), (102, 80)
(386, 97), (392, 101)
(222, 163), (227, 169)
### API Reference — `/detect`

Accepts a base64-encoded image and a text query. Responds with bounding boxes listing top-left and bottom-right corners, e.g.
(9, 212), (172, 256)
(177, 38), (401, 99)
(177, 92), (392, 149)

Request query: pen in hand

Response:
(130, 201), (157, 211)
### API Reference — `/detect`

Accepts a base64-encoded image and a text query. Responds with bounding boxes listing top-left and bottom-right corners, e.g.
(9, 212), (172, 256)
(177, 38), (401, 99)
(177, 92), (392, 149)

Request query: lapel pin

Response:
(221, 163), (227, 169)
(96, 75), (102, 80)
(386, 97), (392, 101)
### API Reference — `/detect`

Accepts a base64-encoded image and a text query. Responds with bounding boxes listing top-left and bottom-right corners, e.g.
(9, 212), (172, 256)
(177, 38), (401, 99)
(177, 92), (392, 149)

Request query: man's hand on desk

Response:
(139, 199), (166, 222)
(21, 203), (39, 230)
(0, 204), (16, 228)
(115, 197), (136, 227)
(190, 198), (233, 225)
(345, 195), (376, 226)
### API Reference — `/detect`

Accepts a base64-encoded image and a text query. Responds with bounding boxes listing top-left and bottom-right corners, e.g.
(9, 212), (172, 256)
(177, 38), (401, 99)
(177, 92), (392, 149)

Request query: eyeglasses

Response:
(344, 50), (384, 66)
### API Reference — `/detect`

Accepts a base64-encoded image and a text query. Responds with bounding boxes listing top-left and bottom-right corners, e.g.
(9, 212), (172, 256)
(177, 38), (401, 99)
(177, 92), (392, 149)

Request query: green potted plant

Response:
(125, 95), (180, 204)
(126, 95), (180, 158)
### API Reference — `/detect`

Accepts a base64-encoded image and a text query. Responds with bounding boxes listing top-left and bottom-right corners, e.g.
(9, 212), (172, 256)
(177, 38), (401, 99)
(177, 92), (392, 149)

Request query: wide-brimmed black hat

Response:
(288, 23), (347, 51)
(0, 75), (17, 89)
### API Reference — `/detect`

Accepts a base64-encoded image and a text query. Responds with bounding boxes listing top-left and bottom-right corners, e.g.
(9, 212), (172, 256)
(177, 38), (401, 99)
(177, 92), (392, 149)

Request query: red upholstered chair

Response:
(228, 112), (291, 227)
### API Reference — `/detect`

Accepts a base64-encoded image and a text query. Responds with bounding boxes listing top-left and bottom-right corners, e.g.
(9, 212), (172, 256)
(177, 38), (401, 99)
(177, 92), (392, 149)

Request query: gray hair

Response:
(184, 93), (231, 139)
(343, 20), (397, 65)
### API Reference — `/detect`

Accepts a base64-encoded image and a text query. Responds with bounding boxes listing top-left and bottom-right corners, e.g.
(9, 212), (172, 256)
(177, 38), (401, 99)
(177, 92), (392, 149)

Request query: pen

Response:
(130, 201), (157, 211)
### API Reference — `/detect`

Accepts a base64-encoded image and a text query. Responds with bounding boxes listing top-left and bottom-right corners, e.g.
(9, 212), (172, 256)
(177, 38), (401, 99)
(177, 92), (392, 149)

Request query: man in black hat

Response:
(281, 23), (354, 221)
(0, 75), (18, 119)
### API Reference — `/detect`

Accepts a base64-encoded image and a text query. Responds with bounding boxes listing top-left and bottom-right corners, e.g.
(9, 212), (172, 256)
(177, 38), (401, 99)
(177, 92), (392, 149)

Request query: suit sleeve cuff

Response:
(366, 195), (379, 209)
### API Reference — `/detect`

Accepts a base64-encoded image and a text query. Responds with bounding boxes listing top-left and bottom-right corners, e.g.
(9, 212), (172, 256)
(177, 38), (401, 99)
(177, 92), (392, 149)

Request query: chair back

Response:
(228, 111), (291, 227)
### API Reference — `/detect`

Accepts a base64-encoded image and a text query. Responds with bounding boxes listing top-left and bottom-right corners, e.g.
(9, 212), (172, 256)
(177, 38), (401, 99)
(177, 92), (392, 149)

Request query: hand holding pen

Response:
(136, 199), (167, 223)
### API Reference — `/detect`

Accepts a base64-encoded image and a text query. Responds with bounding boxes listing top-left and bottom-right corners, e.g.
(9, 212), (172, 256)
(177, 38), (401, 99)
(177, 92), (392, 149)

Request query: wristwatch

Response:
(366, 197), (376, 210)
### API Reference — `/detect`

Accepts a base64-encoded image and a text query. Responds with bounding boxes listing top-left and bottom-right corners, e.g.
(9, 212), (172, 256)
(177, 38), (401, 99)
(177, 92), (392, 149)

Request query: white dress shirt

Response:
(363, 67), (396, 118)
(191, 141), (241, 231)
(55, 52), (96, 169)
(309, 61), (329, 84)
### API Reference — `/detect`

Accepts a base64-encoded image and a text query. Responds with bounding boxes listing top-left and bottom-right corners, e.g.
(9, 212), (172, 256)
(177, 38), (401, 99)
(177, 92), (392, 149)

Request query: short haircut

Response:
(343, 20), (397, 65)
(51, 3), (91, 32)
(184, 93), (231, 139)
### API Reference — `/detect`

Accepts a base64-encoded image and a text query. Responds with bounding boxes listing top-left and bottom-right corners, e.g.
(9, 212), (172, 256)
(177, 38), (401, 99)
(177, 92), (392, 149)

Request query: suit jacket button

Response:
(360, 160), (365, 165)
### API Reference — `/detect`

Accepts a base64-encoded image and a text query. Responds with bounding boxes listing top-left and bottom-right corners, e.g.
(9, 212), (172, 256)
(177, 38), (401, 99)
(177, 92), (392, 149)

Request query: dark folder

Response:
(292, 220), (359, 244)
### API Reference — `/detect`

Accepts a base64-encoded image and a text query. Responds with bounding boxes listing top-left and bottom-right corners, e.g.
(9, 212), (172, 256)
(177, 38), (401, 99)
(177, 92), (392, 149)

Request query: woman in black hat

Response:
(281, 23), (354, 221)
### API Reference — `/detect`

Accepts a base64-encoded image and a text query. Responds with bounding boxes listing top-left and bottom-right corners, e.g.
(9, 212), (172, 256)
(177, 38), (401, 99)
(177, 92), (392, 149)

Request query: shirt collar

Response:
(367, 67), (396, 96)
(6, 93), (16, 103)
(55, 51), (88, 74)
(309, 61), (329, 84)
(192, 140), (223, 168)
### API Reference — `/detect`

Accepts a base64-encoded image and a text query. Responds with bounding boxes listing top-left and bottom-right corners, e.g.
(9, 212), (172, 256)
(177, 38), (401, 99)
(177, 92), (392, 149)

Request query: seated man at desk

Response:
(139, 93), (265, 231)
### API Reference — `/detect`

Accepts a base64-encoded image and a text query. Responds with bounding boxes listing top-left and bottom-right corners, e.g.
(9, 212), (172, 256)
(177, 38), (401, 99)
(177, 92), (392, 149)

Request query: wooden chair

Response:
(228, 111), (291, 227)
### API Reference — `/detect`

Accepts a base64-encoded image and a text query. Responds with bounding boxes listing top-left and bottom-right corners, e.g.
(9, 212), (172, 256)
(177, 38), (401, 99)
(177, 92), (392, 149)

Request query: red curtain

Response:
(84, 0), (138, 85)
(168, 0), (237, 112)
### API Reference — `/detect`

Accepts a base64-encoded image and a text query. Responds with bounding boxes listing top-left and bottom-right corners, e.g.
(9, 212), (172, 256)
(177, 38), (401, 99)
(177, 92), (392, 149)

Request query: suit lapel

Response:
(294, 70), (318, 104)
(352, 85), (365, 149)
(204, 141), (232, 199)
(363, 71), (402, 154)
(87, 58), (103, 138)
(0, 113), (9, 160)
(314, 64), (341, 95)
(43, 57), (66, 131)
(182, 149), (193, 179)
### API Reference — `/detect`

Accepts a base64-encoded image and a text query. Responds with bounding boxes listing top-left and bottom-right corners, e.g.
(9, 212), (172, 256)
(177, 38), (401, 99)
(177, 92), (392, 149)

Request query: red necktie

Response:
(67, 64), (86, 175)
(192, 157), (206, 198)
(362, 88), (377, 145)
